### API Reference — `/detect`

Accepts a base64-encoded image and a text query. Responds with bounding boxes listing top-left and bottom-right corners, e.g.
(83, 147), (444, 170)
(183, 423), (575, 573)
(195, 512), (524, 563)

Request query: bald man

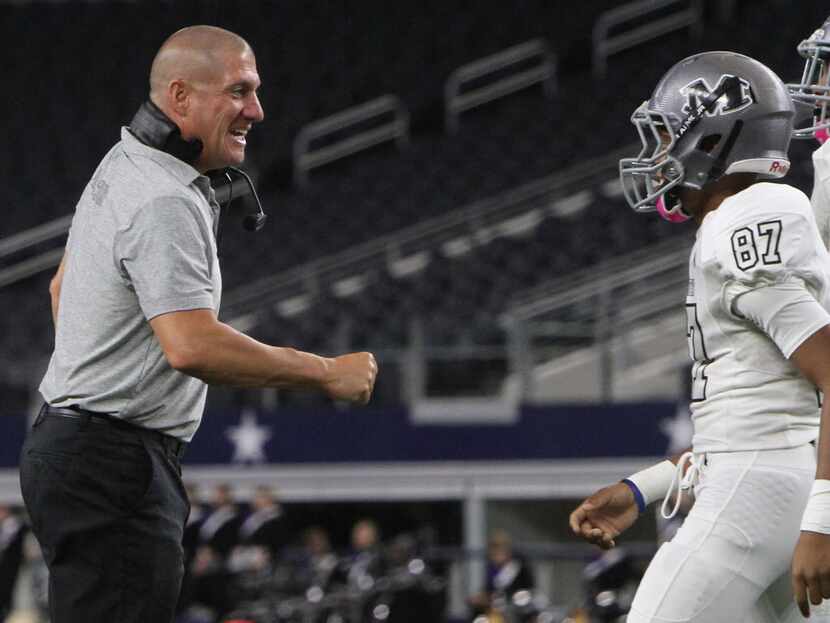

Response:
(20, 26), (377, 623)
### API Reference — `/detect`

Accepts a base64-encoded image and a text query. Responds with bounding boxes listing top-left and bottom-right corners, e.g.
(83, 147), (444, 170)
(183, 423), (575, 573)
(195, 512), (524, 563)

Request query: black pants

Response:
(19, 405), (190, 623)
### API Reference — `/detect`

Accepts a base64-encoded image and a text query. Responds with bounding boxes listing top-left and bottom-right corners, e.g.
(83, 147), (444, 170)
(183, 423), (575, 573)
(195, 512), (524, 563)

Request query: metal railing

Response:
(0, 214), (72, 288)
(445, 38), (556, 134)
(0, 214), (72, 260)
(293, 95), (410, 187)
(2, 141), (682, 407)
(0, 248), (65, 288)
(222, 145), (635, 323)
(592, 0), (703, 78)
(0, 173), (257, 290)
(506, 237), (691, 323)
(502, 235), (692, 402)
(221, 144), (687, 408)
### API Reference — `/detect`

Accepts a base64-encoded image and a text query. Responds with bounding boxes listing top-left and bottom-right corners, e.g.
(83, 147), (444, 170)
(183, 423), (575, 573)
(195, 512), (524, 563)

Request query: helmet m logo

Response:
(679, 74), (755, 118)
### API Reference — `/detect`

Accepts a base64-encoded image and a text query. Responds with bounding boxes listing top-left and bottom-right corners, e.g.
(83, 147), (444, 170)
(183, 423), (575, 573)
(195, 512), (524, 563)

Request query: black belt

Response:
(40, 404), (187, 458)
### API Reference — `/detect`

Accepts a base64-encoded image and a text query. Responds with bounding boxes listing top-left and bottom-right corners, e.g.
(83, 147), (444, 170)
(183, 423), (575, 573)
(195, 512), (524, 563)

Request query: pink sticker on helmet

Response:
(656, 195), (689, 223)
(817, 127), (830, 145)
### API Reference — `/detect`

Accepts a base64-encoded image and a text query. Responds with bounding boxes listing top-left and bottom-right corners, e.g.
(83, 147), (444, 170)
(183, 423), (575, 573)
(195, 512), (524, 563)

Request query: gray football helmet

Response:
(788, 15), (830, 141)
(620, 51), (796, 222)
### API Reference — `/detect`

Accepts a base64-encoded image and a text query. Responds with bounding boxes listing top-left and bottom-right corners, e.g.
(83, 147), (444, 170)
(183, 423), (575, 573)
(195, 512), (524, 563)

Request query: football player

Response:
(789, 15), (830, 250)
(570, 51), (830, 622)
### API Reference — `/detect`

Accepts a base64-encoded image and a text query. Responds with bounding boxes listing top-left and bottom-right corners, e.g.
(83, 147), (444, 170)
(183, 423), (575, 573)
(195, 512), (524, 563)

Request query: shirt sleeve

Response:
(114, 196), (216, 321)
(727, 278), (830, 358)
(716, 209), (827, 314)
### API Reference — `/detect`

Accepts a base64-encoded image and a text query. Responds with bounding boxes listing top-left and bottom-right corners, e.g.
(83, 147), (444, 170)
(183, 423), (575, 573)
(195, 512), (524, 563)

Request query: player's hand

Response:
(792, 531), (830, 618)
(323, 352), (378, 404)
(569, 482), (639, 549)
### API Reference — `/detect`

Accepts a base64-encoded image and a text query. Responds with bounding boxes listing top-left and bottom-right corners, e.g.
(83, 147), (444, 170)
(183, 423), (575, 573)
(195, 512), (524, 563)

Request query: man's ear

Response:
(169, 79), (190, 117)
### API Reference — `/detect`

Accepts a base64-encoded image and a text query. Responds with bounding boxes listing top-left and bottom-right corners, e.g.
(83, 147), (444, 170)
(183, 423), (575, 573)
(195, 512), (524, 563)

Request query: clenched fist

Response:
(323, 352), (378, 404)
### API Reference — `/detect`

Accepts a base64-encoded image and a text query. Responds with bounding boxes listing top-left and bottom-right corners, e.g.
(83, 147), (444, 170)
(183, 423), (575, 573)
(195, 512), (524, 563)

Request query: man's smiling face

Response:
(183, 48), (264, 172)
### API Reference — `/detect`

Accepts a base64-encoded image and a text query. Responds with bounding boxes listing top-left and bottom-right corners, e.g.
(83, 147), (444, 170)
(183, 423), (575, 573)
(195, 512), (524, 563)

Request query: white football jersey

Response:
(811, 140), (830, 250)
(688, 182), (830, 452)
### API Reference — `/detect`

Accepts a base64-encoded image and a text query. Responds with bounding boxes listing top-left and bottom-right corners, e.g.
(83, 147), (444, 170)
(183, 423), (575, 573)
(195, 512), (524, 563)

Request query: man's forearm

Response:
(50, 290), (60, 328)
(151, 308), (375, 403)
(49, 252), (68, 329)
(174, 321), (331, 390)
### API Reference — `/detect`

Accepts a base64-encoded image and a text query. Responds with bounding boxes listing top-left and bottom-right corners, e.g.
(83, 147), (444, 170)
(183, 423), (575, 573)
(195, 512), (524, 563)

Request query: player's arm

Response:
(49, 251), (68, 328)
(787, 325), (830, 618)
(791, 325), (830, 479)
(569, 449), (690, 549)
(150, 309), (377, 404)
(728, 277), (830, 617)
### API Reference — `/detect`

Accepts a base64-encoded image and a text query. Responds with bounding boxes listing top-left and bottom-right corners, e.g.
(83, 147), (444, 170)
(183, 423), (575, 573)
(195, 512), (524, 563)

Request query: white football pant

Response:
(628, 444), (830, 622)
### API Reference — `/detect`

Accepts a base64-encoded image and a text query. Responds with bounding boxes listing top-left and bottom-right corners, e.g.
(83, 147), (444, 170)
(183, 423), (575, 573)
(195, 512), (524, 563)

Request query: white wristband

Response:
(801, 480), (830, 534)
(624, 460), (676, 510)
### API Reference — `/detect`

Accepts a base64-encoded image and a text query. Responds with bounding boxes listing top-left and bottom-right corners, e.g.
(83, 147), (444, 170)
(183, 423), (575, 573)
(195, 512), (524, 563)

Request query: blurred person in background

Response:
(185, 484), (241, 622)
(571, 51), (830, 622)
(178, 483), (208, 616)
(200, 483), (242, 560)
(344, 518), (385, 586)
(582, 548), (641, 623)
(0, 506), (27, 619)
(236, 484), (286, 557)
(19, 24), (377, 623)
(365, 532), (445, 623)
(467, 529), (535, 621)
(184, 483), (208, 557)
(22, 533), (49, 623)
(385, 532), (419, 572)
(224, 485), (286, 609)
(186, 544), (234, 623)
(294, 525), (339, 591)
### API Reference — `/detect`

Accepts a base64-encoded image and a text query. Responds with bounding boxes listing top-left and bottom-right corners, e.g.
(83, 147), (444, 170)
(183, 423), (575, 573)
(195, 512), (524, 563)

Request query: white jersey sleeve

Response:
(715, 206), (828, 302)
(728, 280), (830, 358)
(688, 182), (830, 452)
(714, 204), (830, 358)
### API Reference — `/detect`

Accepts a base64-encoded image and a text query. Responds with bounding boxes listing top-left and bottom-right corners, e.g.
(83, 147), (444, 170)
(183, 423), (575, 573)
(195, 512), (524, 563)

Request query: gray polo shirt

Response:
(40, 128), (222, 441)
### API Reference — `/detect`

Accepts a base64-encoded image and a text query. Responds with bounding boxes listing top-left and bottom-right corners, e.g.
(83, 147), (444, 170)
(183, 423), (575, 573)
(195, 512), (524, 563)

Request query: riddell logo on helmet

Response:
(769, 161), (789, 175)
